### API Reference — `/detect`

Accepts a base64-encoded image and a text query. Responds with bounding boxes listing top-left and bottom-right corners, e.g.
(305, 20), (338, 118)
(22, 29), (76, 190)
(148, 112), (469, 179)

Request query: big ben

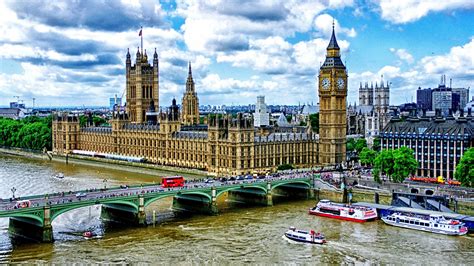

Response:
(318, 24), (347, 165)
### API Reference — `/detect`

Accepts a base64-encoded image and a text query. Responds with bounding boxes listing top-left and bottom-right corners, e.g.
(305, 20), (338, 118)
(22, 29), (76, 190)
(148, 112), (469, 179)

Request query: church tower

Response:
(318, 23), (348, 165)
(181, 62), (200, 125)
(126, 47), (159, 124)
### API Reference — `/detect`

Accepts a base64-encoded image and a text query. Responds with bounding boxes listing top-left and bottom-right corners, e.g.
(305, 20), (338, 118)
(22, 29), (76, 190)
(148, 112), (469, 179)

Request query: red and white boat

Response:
(309, 199), (378, 223)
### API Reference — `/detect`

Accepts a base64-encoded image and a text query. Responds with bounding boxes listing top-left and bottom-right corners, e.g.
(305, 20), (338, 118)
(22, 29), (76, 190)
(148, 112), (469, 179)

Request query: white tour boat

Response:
(381, 212), (468, 236)
(284, 226), (326, 244)
(309, 199), (378, 222)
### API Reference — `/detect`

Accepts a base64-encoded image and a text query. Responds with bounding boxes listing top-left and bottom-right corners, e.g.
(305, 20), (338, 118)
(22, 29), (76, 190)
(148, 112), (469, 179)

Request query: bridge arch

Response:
(0, 212), (44, 227)
(425, 189), (434, 196)
(144, 194), (177, 208)
(215, 185), (267, 199)
(144, 191), (213, 208)
(271, 180), (311, 191)
(50, 200), (139, 222)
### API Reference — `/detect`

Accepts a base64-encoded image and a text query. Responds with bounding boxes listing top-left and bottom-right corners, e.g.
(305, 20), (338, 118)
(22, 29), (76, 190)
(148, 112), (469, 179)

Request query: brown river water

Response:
(0, 154), (472, 264)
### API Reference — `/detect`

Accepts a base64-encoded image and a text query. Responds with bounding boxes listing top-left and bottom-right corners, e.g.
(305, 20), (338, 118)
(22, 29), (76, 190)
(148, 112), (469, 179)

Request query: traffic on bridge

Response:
(0, 169), (317, 212)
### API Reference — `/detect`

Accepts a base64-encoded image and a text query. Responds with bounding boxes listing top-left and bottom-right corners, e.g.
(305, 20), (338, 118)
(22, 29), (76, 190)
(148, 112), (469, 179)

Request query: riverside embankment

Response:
(0, 147), (207, 178)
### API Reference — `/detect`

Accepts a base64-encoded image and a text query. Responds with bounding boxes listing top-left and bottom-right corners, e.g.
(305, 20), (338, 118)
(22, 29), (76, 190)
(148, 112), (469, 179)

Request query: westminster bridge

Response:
(0, 175), (315, 242)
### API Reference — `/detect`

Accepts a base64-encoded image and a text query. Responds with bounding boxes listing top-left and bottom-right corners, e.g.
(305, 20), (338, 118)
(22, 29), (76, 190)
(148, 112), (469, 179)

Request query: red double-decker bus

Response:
(161, 176), (185, 188)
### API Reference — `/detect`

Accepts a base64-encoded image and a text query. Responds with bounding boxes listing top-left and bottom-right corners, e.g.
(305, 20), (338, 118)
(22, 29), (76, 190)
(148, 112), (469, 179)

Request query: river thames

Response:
(0, 154), (472, 264)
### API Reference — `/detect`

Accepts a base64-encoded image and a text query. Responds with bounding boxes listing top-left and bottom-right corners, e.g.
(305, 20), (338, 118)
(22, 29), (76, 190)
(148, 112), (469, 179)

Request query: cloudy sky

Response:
(0, 0), (473, 108)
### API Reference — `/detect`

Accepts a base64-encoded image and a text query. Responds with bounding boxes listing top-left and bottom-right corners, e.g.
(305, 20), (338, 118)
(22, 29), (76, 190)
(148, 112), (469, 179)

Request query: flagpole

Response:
(141, 26), (143, 57)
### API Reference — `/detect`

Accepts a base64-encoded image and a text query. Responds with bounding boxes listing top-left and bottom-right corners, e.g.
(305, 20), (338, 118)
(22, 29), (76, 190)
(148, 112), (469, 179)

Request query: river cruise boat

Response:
(284, 227), (326, 244)
(309, 199), (378, 222)
(381, 213), (468, 236)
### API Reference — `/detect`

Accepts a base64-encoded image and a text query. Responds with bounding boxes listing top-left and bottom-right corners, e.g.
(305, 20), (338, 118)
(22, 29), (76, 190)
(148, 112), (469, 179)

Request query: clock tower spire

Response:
(318, 23), (348, 165)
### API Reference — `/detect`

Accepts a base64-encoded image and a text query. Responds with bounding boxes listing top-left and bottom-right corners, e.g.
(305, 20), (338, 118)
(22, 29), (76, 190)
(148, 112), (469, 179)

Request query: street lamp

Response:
(11, 187), (16, 200)
(103, 179), (108, 190)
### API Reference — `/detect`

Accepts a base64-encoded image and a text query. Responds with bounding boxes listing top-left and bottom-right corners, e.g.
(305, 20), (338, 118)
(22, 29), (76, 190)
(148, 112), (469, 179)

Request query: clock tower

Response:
(318, 23), (348, 165)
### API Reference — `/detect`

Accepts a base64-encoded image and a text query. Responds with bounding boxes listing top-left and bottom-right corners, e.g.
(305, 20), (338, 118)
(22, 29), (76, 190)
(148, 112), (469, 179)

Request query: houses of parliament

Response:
(52, 27), (347, 175)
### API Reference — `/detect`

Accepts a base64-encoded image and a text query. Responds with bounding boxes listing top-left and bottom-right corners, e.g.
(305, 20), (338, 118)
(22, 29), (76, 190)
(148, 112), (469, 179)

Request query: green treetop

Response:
(454, 148), (474, 187)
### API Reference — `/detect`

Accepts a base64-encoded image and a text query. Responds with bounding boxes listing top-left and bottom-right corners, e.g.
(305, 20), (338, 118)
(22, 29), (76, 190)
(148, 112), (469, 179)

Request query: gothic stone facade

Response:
(52, 31), (352, 175)
(181, 62), (200, 126)
(318, 26), (348, 164)
(53, 110), (319, 176)
(126, 48), (159, 124)
(347, 81), (390, 137)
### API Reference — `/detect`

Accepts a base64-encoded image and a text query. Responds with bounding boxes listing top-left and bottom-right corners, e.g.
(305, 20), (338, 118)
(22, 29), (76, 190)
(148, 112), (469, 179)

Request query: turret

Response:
(136, 47), (141, 63)
(186, 61), (195, 92)
(153, 48), (158, 66)
(126, 48), (131, 66)
(143, 49), (148, 63)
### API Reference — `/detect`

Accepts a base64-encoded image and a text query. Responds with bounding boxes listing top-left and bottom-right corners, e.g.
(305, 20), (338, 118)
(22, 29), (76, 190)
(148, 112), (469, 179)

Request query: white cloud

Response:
(177, 0), (354, 53)
(420, 37), (474, 79)
(376, 0), (474, 24)
(389, 48), (414, 64)
(216, 36), (293, 74)
(314, 14), (357, 38)
(350, 37), (474, 105)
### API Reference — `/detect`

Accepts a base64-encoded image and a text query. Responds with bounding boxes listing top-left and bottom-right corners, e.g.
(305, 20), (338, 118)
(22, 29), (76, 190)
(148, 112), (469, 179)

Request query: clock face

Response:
(322, 78), (330, 90)
(337, 78), (345, 89)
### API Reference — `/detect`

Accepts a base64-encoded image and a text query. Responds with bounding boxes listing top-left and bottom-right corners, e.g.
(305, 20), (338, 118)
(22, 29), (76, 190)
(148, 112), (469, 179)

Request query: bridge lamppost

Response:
(11, 187), (16, 200)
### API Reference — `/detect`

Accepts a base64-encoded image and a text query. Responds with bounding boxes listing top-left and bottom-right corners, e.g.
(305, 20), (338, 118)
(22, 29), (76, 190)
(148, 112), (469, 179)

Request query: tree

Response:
(373, 147), (418, 183)
(391, 147), (418, 183)
(308, 113), (319, 133)
(277, 164), (294, 171)
(373, 149), (394, 182)
(373, 137), (381, 151)
(359, 147), (377, 166)
(0, 116), (52, 151)
(355, 138), (367, 153)
(346, 138), (356, 153)
(454, 148), (474, 187)
(93, 116), (107, 126)
(79, 115), (88, 127)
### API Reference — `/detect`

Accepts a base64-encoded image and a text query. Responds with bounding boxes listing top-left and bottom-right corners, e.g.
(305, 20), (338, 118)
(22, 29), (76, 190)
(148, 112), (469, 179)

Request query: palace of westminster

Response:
(52, 27), (349, 176)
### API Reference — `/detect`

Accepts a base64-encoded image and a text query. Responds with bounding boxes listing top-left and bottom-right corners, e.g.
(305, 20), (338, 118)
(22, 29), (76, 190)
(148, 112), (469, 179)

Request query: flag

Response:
(139, 29), (142, 36)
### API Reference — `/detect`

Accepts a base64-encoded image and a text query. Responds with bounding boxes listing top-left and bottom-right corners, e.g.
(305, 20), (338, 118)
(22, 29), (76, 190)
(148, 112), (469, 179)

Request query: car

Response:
(204, 179), (214, 183)
(236, 176), (244, 181)
(120, 185), (129, 189)
(219, 177), (228, 182)
(257, 175), (266, 179)
(75, 192), (87, 198)
(228, 176), (236, 181)
(245, 175), (253, 180)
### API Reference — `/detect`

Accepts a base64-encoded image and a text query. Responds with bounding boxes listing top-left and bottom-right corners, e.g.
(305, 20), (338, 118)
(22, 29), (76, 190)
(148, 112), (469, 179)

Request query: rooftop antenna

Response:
(450, 78), (452, 88)
(32, 98), (36, 109)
